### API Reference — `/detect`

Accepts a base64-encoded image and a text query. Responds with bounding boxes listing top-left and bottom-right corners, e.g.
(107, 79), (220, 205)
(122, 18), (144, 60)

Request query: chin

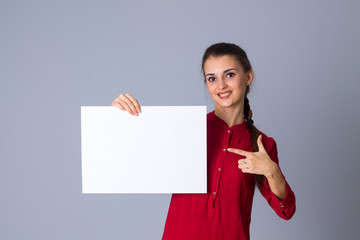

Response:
(216, 102), (234, 109)
(216, 98), (242, 109)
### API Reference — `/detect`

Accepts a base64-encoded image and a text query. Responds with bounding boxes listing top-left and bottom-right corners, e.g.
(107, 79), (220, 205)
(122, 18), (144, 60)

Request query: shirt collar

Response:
(207, 110), (248, 132)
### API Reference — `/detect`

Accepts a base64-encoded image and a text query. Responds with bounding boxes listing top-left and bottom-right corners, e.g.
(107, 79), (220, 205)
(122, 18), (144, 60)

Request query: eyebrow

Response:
(205, 68), (237, 77)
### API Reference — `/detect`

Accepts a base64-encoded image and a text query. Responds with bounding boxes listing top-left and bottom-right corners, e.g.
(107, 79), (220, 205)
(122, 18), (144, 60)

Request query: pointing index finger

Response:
(227, 148), (250, 157)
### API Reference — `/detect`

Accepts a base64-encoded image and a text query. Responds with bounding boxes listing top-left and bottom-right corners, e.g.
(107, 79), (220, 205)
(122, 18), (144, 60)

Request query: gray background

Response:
(1, 0), (359, 239)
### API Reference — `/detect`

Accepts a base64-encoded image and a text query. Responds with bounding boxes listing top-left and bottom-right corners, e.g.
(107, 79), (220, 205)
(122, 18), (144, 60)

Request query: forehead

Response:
(203, 55), (242, 73)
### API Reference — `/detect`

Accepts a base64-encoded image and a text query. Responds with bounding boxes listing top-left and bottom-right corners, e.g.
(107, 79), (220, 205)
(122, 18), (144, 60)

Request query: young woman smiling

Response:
(112, 43), (296, 240)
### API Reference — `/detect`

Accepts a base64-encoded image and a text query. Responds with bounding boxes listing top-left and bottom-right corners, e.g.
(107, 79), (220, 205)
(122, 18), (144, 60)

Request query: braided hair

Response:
(201, 42), (265, 189)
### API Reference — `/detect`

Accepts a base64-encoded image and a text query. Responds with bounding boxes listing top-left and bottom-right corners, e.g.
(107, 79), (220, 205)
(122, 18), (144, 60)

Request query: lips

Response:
(217, 91), (232, 99)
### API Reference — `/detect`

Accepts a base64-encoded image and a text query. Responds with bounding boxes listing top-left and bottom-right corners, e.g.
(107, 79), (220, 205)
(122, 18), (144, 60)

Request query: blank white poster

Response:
(81, 106), (207, 194)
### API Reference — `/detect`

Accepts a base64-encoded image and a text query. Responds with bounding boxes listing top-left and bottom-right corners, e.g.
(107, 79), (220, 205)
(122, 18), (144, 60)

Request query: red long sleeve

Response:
(258, 138), (296, 220)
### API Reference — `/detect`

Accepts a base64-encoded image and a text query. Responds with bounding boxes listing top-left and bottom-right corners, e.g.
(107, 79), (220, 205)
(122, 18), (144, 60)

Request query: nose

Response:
(217, 77), (228, 90)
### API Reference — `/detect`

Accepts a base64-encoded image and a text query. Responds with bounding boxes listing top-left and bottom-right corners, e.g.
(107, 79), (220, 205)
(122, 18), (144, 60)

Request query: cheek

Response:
(206, 83), (215, 95)
(231, 78), (247, 91)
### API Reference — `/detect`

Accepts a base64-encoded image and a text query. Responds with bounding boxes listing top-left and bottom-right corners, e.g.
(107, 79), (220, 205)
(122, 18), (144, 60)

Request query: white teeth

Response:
(219, 92), (230, 97)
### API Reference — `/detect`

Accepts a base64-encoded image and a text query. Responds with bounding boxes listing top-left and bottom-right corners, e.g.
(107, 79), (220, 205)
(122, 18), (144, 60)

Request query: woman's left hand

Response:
(227, 135), (278, 177)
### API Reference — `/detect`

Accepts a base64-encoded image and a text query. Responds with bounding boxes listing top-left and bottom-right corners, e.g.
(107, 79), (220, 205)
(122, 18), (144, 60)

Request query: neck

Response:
(214, 105), (244, 128)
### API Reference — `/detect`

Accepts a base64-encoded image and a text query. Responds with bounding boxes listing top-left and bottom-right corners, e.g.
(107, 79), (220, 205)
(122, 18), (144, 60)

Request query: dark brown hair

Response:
(201, 42), (265, 189)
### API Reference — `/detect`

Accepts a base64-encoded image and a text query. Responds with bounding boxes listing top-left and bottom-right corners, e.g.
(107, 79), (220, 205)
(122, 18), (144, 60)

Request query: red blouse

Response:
(161, 111), (296, 240)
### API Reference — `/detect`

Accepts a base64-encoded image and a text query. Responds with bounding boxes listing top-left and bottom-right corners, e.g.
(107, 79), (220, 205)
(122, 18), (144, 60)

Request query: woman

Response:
(112, 43), (296, 240)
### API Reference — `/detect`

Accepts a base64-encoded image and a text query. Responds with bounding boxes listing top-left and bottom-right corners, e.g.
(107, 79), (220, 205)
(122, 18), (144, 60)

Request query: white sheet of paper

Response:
(81, 106), (207, 193)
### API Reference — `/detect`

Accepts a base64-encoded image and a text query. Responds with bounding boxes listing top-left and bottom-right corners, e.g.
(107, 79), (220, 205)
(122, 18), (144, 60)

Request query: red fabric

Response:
(161, 111), (296, 240)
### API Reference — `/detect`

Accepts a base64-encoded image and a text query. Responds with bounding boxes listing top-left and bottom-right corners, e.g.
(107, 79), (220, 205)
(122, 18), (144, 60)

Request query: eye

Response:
(225, 72), (235, 78)
(207, 76), (216, 82)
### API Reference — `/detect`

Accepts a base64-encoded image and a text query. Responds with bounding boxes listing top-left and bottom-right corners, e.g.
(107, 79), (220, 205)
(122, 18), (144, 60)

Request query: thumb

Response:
(257, 134), (265, 152)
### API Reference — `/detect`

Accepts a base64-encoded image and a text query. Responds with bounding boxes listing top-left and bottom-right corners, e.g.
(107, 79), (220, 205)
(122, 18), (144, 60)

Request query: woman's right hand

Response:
(111, 93), (141, 116)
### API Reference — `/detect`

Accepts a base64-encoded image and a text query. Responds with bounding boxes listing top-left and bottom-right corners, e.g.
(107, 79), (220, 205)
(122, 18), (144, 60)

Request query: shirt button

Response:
(213, 192), (216, 195)
(218, 168), (221, 171)
(227, 130), (231, 133)
(223, 148), (226, 151)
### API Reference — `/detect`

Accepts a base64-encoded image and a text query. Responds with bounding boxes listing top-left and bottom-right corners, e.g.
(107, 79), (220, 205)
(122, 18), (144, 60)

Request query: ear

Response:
(246, 70), (254, 86)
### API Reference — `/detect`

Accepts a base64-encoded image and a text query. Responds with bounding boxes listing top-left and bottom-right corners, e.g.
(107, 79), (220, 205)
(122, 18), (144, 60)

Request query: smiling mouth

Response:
(218, 91), (232, 98)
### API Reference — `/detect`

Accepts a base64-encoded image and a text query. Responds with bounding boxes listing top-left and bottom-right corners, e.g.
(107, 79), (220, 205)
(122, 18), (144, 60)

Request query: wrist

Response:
(265, 163), (279, 179)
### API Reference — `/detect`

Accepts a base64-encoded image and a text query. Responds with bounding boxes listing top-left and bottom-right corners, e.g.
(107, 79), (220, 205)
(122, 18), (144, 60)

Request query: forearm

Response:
(265, 165), (287, 200)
